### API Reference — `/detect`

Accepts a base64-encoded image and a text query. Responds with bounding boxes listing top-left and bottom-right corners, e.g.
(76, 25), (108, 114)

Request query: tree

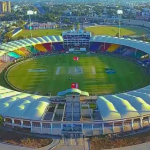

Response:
(4, 32), (12, 41)
(77, 22), (80, 30)
(21, 26), (25, 30)
(0, 115), (3, 126)
(16, 36), (24, 40)
(71, 24), (74, 30)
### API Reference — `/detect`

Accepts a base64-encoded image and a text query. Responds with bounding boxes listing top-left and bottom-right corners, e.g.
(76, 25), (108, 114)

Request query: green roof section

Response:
(57, 88), (89, 96)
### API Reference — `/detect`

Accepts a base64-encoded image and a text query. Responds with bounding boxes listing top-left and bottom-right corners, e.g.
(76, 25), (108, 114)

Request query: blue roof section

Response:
(36, 37), (44, 43)
(30, 38), (38, 43)
(24, 39), (33, 44)
(42, 36), (50, 42)
(19, 40), (29, 45)
(57, 89), (89, 96)
(12, 41), (24, 46)
(12, 27), (22, 35)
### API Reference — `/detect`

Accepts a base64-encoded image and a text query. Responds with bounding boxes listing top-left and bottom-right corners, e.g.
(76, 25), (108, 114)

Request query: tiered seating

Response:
(100, 43), (111, 52)
(107, 44), (120, 52)
(8, 52), (21, 59)
(19, 47), (31, 56)
(90, 42), (101, 51)
(14, 49), (27, 57)
(136, 50), (147, 58)
(122, 49), (134, 56)
(53, 43), (63, 51)
(42, 43), (52, 51)
(26, 46), (39, 54)
(34, 44), (47, 52)
(142, 59), (150, 64)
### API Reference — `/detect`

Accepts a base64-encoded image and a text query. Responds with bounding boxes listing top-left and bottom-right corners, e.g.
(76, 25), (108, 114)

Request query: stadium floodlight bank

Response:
(1, 32), (150, 137)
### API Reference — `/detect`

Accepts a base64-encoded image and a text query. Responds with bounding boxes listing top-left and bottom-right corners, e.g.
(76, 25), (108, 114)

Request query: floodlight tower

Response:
(27, 10), (37, 38)
(117, 10), (123, 38)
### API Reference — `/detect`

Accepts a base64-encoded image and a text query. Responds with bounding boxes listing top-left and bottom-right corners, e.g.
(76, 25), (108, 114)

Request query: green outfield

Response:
(6, 54), (150, 96)
(85, 26), (149, 36)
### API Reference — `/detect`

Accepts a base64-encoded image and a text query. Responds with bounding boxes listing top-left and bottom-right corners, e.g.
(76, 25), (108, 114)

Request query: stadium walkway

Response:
(0, 139), (60, 150)
(104, 142), (150, 150)
(1, 138), (150, 150)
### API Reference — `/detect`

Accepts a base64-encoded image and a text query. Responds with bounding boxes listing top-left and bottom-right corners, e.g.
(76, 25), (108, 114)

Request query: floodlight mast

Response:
(117, 10), (123, 38)
(27, 10), (37, 38)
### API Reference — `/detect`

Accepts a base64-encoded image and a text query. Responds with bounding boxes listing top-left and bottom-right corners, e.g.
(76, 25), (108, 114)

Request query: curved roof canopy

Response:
(90, 36), (150, 54)
(57, 88), (89, 96)
(0, 35), (64, 51)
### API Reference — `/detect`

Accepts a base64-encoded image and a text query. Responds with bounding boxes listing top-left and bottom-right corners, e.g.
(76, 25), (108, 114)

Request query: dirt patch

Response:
(68, 67), (83, 75)
(92, 66), (96, 74)
(0, 130), (52, 148)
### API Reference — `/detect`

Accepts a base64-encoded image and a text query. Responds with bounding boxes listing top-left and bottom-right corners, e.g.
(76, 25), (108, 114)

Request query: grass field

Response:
(12, 26), (148, 39)
(85, 26), (149, 36)
(13, 29), (68, 39)
(6, 54), (150, 96)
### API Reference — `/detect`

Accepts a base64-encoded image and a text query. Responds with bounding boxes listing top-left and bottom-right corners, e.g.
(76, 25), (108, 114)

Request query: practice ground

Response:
(6, 54), (150, 96)
(85, 26), (149, 36)
(12, 29), (69, 39)
(12, 26), (148, 39)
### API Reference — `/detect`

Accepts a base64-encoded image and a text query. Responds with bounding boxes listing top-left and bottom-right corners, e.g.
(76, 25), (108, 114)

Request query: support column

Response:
(71, 124), (73, 131)
(12, 119), (14, 128)
(3, 118), (6, 126)
(148, 117), (150, 125)
(21, 120), (23, 128)
(122, 120), (124, 132)
(102, 123), (104, 134)
(51, 124), (53, 134)
(40, 122), (43, 133)
(61, 124), (63, 130)
(112, 122), (115, 133)
(140, 118), (143, 128)
(131, 119), (134, 130)
(30, 121), (33, 132)
(92, 124), (93, 135)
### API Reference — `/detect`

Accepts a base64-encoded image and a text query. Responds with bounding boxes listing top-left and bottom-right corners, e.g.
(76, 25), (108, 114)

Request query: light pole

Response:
(27, 10), (37, 38)
(117, 10), (123, 38)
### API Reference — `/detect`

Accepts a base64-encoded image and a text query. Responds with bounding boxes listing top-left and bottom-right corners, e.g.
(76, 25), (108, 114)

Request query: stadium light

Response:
(27, 10), (37, 38)
(117, 10), (123, 38)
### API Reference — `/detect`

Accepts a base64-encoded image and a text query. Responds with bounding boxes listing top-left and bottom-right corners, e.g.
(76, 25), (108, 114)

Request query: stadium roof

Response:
(0, 35), (64, 51)
(57, 88), (89, 96)
(90, 36), (150, 54)
(0, 35), (150, 54)
(0, 86), (50, 120)
(96, 85), (150, 121)
(0, 50), (7, 57)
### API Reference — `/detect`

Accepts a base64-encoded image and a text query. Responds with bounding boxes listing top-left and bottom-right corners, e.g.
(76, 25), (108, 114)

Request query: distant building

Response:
(0, 1), (11, 14)
(63, 10), (72, 16)
(6, 1), (11, 13)
(25, 22), (57, 30)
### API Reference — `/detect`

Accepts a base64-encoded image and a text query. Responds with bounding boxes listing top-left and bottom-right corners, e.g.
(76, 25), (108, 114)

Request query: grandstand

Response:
(1, 32), (150, 137)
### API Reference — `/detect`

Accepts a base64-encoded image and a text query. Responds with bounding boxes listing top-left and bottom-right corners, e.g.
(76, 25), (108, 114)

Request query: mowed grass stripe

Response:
(6, 54), (150, 96)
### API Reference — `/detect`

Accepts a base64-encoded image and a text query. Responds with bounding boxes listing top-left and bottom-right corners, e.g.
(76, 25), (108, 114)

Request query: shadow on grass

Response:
(0, 70), (13, 90)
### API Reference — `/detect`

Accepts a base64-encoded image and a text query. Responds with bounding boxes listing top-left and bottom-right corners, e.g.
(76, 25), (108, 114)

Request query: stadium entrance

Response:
(62, 133), (83, 139)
